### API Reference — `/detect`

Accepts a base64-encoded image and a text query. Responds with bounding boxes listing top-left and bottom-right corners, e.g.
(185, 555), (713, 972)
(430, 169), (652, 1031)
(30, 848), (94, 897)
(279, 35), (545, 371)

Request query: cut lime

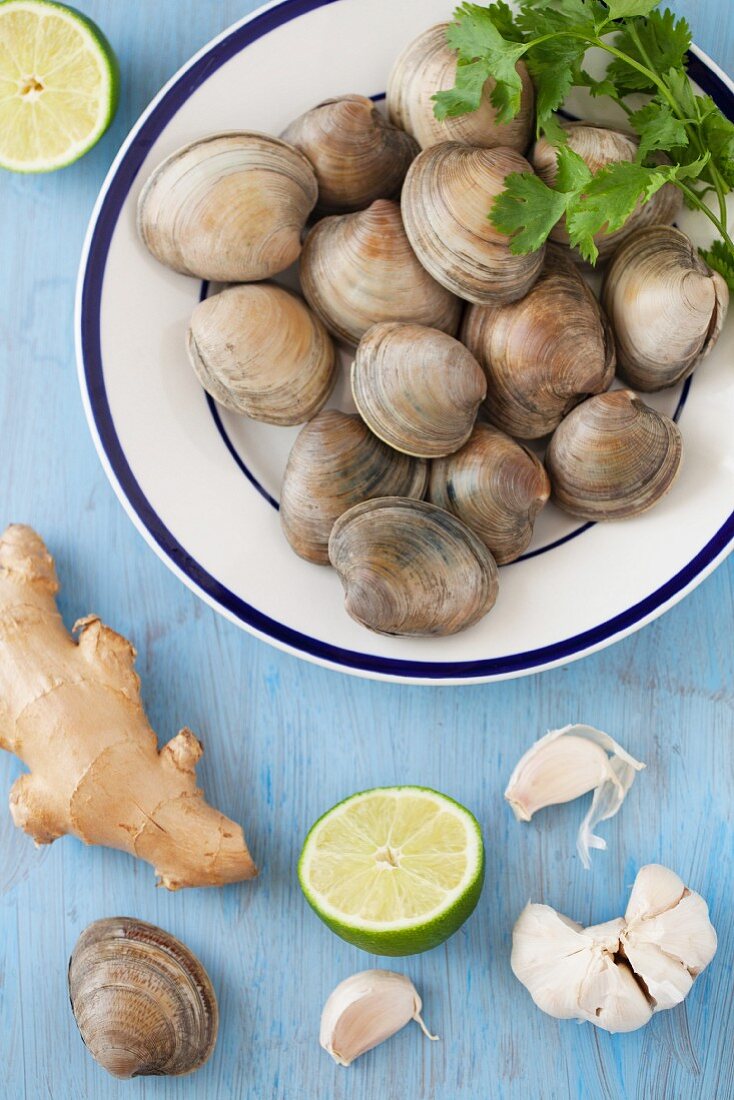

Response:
(0, 0), (118, 172)
(299, 786), (485, 956)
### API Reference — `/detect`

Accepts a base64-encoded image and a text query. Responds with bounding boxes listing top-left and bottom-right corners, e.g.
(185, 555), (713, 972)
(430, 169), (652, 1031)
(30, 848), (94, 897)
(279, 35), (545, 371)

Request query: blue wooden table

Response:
(1, 3), (733, 1098)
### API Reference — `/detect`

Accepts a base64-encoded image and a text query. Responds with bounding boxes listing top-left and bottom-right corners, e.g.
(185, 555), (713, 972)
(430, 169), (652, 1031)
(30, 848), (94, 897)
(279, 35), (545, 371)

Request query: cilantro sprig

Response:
(433, 0), (734, 285)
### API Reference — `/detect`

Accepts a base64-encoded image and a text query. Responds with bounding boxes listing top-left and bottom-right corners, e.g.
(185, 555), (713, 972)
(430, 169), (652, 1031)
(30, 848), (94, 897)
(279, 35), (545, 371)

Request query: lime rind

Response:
(0, 0), (119, 173)
(298, 786), (485, 956)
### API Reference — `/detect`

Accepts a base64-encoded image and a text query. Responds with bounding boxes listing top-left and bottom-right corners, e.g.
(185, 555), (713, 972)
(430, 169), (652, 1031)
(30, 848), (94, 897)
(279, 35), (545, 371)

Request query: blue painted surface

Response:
(0, 2), (732, 1098)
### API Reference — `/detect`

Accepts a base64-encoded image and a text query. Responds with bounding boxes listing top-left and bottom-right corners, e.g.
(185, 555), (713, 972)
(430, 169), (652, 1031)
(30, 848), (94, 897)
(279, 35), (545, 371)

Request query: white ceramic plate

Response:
(76, 0), (734, 684)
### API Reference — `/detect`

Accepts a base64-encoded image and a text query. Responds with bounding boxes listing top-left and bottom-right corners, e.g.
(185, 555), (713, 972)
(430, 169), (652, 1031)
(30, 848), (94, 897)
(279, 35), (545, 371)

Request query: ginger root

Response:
(0, 524), (256, 889)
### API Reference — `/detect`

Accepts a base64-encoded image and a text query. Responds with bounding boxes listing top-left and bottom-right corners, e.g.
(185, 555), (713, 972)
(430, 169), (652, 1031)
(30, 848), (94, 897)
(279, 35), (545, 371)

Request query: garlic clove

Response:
(577, 954), (652, 1033)
(320, 970), (437, 1067)
(504, 724), (645, 868)
(621, 864), (717, 1010)
(511, 904), (605, 1020)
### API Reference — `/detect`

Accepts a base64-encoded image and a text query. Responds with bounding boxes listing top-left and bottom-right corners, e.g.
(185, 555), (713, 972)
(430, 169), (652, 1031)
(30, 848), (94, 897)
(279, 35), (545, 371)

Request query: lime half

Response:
(299, 786), (485, 956)
(0, 0), (118, 172)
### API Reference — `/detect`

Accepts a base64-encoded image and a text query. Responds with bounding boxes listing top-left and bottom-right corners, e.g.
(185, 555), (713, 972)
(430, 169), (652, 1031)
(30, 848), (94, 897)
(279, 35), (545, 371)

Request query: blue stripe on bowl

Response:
(78, 0), (734, 681)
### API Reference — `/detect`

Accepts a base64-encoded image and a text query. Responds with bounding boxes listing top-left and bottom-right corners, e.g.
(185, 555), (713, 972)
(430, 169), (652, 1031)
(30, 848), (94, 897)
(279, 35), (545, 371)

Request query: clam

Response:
(602, 225), (729, 391)
(461, 245), (615, 438)
(546, 390), (683, 520)
(387, 23), (534, 152)
(187, 283), (336, 424)
(401, 143), (545, 306)
(531, 123), (682, 262)
(281, 410), (428, 564)
(299, 199), (462, 345)
(328, 497), (499, 637)
(68, 917), (217, 1080)
(137, 131), (317, 281)
(281, 94), (419, 214)
(352, 322), (486, 458)
(429, 424), (550, 563)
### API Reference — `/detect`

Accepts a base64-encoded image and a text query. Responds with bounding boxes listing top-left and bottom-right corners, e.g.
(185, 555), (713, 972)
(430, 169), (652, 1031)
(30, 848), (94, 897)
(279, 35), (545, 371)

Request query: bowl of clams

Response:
(77, 0), (734, 683)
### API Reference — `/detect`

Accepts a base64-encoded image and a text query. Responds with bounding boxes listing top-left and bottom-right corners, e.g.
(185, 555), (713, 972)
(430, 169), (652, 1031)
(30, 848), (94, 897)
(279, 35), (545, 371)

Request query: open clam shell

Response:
(137, 131), (317, 282)
(281, 410), (428, 564)
(546, 390), (683, 520)
(328, 497), (499, 637)
(531, 123), (682, 263)
(299, 199), (462, 345)
(352, 322), (486, 458)
(429, 424), (550, 564)
(281, 94), (418, 214)
(68, 918), (218, 1080)
(187, 283), (336, 425)
(401, 143), (545, 306)
(387, 23), (534, 152)
(461, 245), (616, 439)
(602, 225), (729, 392)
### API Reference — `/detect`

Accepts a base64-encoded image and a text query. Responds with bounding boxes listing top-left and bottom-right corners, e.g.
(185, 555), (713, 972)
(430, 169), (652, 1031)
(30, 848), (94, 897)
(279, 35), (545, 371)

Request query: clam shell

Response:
(602, 225), (729, 392)
(461, 245), (616, 439)
(68, 918), (217, 1080)
(137, 132), (317, 281)
(352, 322), (486, 457)
(401, 143), (545, 306)
(187, 283), (336, 425)
(281, 410), (428, 564)
(429, 424), (550, 563)
(387, 23), (534, 152)
(299, 199), (462, 345)
(546, 390), (683, 520)
(281, 94), (419, 214)
(328, 497), (499, 637)
(531, 123), (682, 262)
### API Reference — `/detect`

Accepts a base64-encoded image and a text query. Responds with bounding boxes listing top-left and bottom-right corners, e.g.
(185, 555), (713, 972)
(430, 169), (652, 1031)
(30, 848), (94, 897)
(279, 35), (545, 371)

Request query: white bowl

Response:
(76, 0), (734, 684)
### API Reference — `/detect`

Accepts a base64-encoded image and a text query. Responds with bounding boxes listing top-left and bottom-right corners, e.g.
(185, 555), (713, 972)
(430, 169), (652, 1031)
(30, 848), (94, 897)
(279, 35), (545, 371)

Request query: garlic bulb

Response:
(512, 865), (717, 1033)
(320, 970), (437, 1067)
(504, 724), (645, 868)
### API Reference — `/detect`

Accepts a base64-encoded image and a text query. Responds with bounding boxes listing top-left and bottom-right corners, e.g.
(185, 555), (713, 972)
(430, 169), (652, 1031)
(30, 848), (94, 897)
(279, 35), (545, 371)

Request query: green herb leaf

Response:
(567, 158), (708, 262)
(607, 9), (691, 93)
(433, 4), (527, 122)
(555, 144), (593, 191)
(700, 103), (734, 187)
(629, 97), (689, 160)
(699, 239), (734, 291)
(605, 0), (660, 19)
(486, 0), (523, 39)
(490, 172), (569, 253)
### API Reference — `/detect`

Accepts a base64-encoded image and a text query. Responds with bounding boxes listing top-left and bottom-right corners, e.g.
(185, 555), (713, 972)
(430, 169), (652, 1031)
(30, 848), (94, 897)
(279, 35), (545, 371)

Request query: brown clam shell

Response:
(461, 245), (616, 439)
(401, 143), (545, 307)
(281, 94), (419, 214)
(68, 918), (218, 1080)
(280, 410), (428, 564)
(299, 199), (462, 345)
(546, 390), (683, 520)
(328, 497), (499, 637)
(429, 424), (550, 563)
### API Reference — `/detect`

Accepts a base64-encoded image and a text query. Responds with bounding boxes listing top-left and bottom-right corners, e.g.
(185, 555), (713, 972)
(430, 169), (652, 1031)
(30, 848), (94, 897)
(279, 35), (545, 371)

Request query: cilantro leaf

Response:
(487, 0), (523, 40)
(555, 144), (593, 191)
(700, 104), (734, 188)
(605, 0), (660, 18)
(575, 68), (620, 99)
(629, 97), (689, 160)
(490, 172), (569, 253)
(567, 158), (708, 262)
(518, 0), (606, 35)
(607, 9), (691, 93)
(699, 239), (734, 291)
(433, 5), (527, 122)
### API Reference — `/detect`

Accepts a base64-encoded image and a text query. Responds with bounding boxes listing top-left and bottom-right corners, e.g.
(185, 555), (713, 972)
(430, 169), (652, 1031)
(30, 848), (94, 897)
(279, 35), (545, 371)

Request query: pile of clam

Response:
(137, 23), (729, 639)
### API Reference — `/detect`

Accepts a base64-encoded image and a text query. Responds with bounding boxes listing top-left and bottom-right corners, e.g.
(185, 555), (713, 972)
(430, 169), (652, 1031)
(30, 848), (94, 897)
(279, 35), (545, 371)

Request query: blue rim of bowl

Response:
(78, 0), (734, 682)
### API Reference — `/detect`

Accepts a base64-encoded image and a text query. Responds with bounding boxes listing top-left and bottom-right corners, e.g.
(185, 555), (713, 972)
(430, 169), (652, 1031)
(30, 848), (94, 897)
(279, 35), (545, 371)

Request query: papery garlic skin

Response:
(511, 865), (716, 1034)
(621, 864), (718, 1012)
(504, 724), (645, 868)
(320, 970), (437, 1067)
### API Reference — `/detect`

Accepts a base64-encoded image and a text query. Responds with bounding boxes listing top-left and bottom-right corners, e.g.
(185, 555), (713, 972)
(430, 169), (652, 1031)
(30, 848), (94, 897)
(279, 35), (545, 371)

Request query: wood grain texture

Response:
(0, 2), (732, 1098)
